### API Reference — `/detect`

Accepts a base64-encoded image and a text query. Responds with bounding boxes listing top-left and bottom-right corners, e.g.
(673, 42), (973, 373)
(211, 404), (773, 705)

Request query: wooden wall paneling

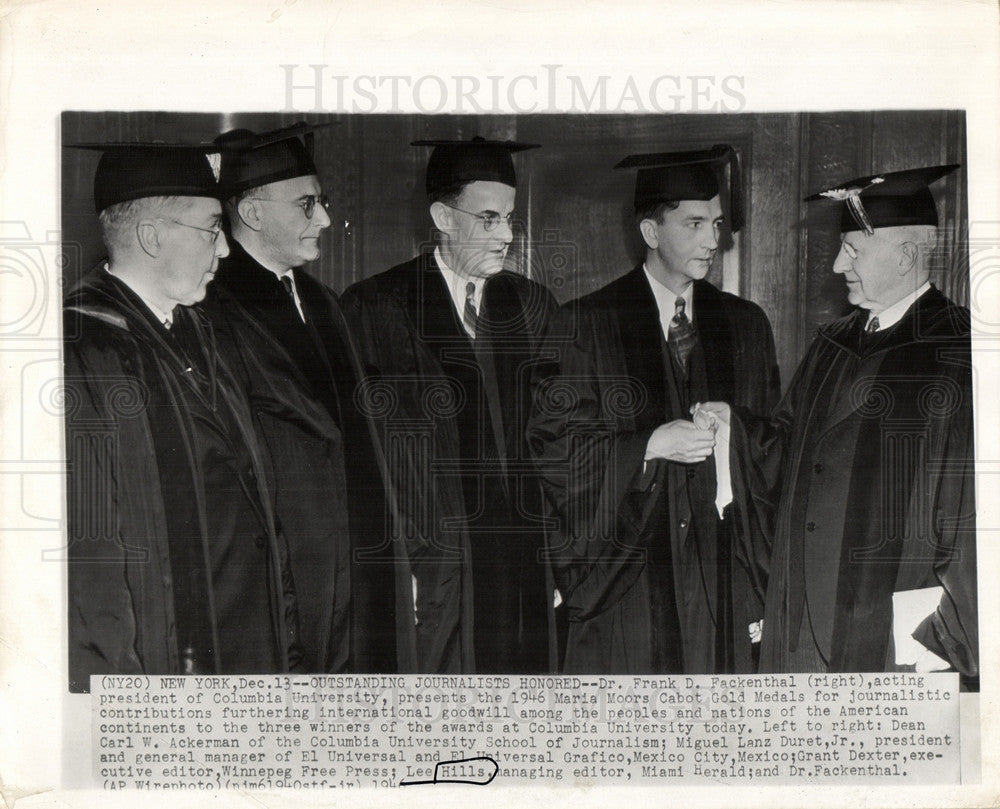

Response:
(514, 114), (644, 302)
(353, 114), (426, 286)
(514, 125), (636, 302)
(745, 114), (801, 386)
(801, 112), (872, 346)
(304, 114), (356, 292)
(870, 110), (946, 172)
(869, 109), (959, 303)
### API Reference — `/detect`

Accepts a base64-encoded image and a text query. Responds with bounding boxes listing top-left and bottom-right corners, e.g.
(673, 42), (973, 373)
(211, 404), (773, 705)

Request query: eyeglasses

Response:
(442, 203), (514, 233)
(161, 218), (224, 243)
(255, 194), (331, 219)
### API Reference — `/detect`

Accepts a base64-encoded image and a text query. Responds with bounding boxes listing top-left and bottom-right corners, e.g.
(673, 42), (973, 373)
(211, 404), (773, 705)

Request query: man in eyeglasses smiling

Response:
(203, 123), (399, 675)
(342, 138), (556, 674)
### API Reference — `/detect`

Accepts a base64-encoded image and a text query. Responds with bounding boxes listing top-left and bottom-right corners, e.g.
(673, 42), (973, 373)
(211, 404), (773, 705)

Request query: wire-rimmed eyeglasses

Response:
(161, 218), (224, 243)
(255, 194), (332, 220)
(442, 203), (515, 233)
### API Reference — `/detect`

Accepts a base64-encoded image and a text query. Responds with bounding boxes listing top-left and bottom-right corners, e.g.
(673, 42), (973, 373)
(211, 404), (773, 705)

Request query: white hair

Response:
(888, 224), (938, 272)
(98, 196), (190, 257)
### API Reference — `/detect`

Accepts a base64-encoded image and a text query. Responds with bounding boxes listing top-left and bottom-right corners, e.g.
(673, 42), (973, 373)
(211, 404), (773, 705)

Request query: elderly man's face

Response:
(156, 196), (229, 307)
(254, 174), (331, 268)
(441, 180), (516, 279)
(832, 228), (914, 312)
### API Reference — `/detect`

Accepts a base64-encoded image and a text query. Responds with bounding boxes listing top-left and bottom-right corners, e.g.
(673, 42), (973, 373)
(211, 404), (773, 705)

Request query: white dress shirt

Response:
(643, 264), (694, 339)
(865, 281), (932, 331)
(277, 270), (306, 323)
(435, 247), (483, 338)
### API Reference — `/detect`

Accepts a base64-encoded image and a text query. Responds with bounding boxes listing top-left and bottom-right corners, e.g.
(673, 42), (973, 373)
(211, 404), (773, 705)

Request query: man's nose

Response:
(216, 230), (230, 259)
(494, 217), (514, 245)
(832, 246), (851, 274)
(312, 200), (332, 229)
(701, 224), (719, 252)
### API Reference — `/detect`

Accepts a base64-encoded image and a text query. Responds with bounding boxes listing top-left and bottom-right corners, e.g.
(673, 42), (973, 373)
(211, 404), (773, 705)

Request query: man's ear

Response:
(898, 241), (918, 275)
(638, 218), (659, 251)
(429, 201), (455, 233)
(236, 197), (263, 231)
(136, 219), (161, 258)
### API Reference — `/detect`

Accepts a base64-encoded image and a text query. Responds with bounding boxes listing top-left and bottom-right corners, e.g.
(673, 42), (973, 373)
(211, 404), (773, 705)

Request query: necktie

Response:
(866, 316), (880, 334)
(668, 296), (697, 370)
(281, 274), (305, 322)
(463, 281), (478, 337)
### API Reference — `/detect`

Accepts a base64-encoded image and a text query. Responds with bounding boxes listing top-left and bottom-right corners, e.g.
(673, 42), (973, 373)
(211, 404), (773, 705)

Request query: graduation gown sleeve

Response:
(65, 321), (158, 684)
(527, 300), (660, 624)
(727, 292), (977, 677)
(340, 271), (473, 673)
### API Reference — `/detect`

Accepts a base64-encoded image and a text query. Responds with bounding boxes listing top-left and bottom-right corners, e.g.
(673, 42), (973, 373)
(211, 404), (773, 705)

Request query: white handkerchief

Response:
(713, 414), (732, 518)
(693, 405), (732, 518)
(892, 586), (943, 665)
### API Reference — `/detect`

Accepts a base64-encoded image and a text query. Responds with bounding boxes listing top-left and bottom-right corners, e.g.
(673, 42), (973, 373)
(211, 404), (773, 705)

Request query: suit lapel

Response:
(816, 290), (952, 435)
(215, 241), (323, 383)
(414, 253), (470, 343)
(692, 280), (735, 402)
(478, 273), (533, 473)
(410, 255), (504, 466)
(614, 267), (669, 425)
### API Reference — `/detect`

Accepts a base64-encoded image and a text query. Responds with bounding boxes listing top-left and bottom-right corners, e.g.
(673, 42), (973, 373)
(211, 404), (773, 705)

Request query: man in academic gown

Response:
(341, 138), (556, 673)
(527, 146), (780, 674)
(202, 124), (400, 673)
(707, 165), (977, 682)
(64, 143), (299, 692)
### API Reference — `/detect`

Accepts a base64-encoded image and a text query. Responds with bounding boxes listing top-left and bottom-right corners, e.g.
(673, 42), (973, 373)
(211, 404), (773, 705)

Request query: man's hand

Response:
(693, 400), (731, 426)
(645, 420), (716, 463)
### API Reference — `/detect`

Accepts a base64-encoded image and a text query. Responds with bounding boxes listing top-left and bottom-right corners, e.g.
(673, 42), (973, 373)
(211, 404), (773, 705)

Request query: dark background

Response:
(61, 111), (968, 385)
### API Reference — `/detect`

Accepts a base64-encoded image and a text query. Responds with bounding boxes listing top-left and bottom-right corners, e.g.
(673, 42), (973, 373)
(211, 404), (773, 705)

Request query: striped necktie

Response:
(463, 281), (478, 337)
(866, 316), (880, 334)
(668, 296), (697, 370)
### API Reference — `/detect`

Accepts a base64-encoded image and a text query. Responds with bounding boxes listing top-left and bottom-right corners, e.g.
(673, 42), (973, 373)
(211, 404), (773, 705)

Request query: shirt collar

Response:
(435, 247), (484, 331)
(643, 264), (694, 325)
(105, 263), (175, 328)
(866, 281), (932, 331)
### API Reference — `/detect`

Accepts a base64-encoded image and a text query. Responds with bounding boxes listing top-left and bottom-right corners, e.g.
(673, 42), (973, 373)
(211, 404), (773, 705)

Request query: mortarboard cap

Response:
(68, 141), (223, 213)
(804, 164), (959, 234)
(413, 137), (540, 197)
(615, 144), (744, 232)
(215, 122), (332, 196)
